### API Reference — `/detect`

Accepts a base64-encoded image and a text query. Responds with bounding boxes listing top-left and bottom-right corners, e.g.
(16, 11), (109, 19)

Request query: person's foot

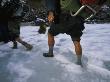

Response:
(12, 42), (17, 49)
(12, 46), (17, 49)
(76, 59), (82, 66)
(43, 53), (54, 57)
(26, 44), (33, 51)
(22, 42), (33, 50)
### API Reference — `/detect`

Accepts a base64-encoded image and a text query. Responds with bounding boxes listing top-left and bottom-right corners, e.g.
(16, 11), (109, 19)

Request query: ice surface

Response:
(0, 24), (110, 82)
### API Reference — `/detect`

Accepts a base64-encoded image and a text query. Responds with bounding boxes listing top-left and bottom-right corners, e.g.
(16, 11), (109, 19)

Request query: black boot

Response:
(43, 53), (54, 57)
(43, 46), (54, 57)
(22, 41), (33, 50)
(12, 41), (17, 49)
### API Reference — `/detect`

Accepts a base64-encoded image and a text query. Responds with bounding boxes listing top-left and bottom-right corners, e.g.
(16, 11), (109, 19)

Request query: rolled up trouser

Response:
(8, 20), (20, 41)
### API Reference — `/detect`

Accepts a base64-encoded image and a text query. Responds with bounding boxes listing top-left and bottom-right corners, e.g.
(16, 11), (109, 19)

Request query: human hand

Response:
(48, 11), (54, 23)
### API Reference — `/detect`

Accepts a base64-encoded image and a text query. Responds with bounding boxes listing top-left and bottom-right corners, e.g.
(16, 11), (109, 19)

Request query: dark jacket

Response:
(0, 0), (22, 42)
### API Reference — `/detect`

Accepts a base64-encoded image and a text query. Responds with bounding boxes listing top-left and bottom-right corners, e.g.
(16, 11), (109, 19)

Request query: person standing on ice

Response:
(43, 0), (107, 65)
(0, 0), (33, 50)
(8, 0), (33, 50)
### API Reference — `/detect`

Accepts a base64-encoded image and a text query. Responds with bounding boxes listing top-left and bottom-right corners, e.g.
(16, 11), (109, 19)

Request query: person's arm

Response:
(45, 0), (56, 23)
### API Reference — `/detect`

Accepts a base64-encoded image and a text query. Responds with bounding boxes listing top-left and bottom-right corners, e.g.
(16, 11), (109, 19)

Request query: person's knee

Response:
(74, 41), (81, 49)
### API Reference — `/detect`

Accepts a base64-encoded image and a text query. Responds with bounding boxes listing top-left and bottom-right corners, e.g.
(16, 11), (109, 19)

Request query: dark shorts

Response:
(48, 13), (85, 41)
(8, 21), (20, 41)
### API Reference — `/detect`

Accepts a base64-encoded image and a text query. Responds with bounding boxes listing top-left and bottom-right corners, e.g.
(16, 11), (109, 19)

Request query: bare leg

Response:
(15, 37), (33, 50)
(43, 33), (54, 57)
(73, 41), (82, 65)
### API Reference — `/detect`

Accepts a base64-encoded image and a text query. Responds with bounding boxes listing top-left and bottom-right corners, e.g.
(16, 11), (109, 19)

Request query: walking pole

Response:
(70, 5), (97, 21)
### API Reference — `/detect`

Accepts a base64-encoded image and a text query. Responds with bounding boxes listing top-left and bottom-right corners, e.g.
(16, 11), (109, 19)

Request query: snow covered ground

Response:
(0, 24), (110, 82)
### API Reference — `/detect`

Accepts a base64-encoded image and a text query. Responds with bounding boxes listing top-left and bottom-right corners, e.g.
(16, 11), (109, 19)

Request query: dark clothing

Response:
(46, 0), (85, 41)
(7, 1), (27, 41)
(48, 13), (85, 41)
(0, 22), (9, 43)
(45, 0), (57, 11)
(0, 0), (22, 42)
(0, 6), (10, 42)
(8, 20), (20, 41)
(0, 20), (20, 42)
(0, 0), (20, 22)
